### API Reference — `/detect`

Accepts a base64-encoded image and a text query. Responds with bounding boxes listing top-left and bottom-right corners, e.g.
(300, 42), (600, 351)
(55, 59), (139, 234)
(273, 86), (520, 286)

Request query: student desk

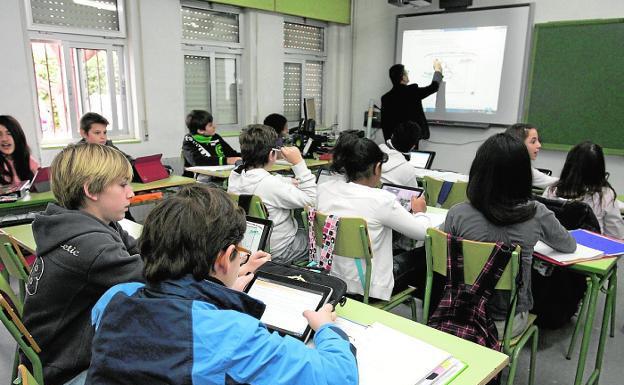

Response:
(2, 219), (143, 255)
(566, 257), (618, 385)
(336, 299), (508, 385)
(186, 159), (330, 179)
(0, 175), (196, 218)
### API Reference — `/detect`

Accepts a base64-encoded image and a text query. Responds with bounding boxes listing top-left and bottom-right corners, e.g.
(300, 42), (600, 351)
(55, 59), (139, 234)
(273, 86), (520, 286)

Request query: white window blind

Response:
(181, 6), (239, 43)
(29, 0), (120, 32)
(214, 58), (238, 125)
(284, 22), (324, 52)
(304, 61), (323, 123)
(283, 62), (302, 122)
(184, 55), (212, 113)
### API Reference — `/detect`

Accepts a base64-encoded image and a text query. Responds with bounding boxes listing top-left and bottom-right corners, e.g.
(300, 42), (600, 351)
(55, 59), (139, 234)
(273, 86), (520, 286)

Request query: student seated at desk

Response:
(77, 112), (133, 162)
(228, 124), (315, 264)
(0, 115), (39, 186)
(263, 113), (289, 146)
(317, 132), (431, 301)
(182, 109), (241, 167)
(379, 120), (421, 188)
(21, 144), (144, 385)
(505, 123), (558, 189)
(544, 141), (624, 239)
(444, 133), (576, 338)
(86, 185), (357, 385)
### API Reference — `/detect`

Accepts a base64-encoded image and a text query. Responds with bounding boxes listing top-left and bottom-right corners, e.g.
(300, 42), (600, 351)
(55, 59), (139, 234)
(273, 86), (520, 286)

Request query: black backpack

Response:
(531, 196), (599, 329)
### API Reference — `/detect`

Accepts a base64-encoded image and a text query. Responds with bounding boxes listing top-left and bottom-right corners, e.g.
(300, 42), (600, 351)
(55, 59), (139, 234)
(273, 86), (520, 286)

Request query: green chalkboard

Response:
(524, 19), (624, 155)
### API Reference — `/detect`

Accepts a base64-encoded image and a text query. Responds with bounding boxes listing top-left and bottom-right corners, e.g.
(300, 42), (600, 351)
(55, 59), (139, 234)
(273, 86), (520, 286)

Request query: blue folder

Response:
(571, 229), (624, 256)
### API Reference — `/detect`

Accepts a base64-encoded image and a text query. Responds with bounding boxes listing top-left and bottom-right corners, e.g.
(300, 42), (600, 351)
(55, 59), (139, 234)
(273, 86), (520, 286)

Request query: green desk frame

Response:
(336, 299), (508, 385)
(0, 176), (196, 217)
(566, 257), (618, 385)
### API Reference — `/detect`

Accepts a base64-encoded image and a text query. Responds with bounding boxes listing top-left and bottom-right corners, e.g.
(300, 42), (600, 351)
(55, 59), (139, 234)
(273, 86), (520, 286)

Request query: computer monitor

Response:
(303, 98), (316, 135)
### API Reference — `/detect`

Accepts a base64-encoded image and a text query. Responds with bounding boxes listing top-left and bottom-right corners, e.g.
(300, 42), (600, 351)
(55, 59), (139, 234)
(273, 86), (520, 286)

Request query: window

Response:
(181, 4), (242, 129)
(283, 22), (326, 124)
(26, 0), (131, 144)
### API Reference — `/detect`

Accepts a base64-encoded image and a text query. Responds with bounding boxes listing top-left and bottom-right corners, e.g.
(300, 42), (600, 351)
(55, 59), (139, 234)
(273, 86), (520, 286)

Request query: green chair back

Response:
(0, 273), (22, 315)
(227, 193), (269, 220)
(305, 207), (373, 302)
(423, 176), (468, 209)
(0, 232), (30, 301)
(0, 293), (43, 385)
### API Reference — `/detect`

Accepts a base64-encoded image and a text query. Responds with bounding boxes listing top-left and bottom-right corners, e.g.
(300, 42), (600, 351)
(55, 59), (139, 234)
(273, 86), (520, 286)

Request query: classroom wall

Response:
(350, 0), (624, 192)
(0, 0), (352, 164)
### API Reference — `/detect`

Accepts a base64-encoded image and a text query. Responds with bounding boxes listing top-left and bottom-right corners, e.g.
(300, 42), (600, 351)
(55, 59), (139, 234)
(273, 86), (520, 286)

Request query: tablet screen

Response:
(409, 151), (433, 169)
(245, 272), (331, 340)
(242, 221), (267, 253)
(381, 183), (424, 211)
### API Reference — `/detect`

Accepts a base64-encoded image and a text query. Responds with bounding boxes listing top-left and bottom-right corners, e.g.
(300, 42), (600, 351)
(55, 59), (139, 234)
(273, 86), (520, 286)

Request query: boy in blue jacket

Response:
(86, 185), (358, 385)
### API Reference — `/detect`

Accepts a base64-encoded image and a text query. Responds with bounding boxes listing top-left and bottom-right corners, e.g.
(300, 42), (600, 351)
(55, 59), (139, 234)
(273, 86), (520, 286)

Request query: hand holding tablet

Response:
(303, 303), (337, 332)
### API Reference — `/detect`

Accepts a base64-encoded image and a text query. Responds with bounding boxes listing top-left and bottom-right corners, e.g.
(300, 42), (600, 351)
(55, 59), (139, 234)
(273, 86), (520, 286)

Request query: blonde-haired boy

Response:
(22, 143), (143, 385)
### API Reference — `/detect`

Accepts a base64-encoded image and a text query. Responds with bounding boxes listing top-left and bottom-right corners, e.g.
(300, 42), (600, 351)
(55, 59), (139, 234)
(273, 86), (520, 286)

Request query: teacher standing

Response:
(381, 60), (443, 147)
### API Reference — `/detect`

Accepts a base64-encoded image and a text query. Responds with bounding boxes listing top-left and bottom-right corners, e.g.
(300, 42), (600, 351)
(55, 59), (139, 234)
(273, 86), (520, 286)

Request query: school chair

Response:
(15, 364), (40, 385)
(423, 176), (467, 209)
(1, 291), (43, 385)
(1, 273), (23, 383)
(423, 228), (538, 385)
(0, 232), (31, 301)
(305, 207), (418, 321)
(227, 193), (269, 220)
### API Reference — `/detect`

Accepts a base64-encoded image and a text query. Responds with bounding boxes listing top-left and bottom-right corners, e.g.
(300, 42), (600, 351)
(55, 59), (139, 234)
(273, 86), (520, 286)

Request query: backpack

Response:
(428, 234), (513, 352)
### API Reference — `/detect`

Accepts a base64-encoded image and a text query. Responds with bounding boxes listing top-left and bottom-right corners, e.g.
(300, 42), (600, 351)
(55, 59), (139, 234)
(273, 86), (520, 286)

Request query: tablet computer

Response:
(241, 216), (272, 253)
(381, 183), (424, 211)
(408, 150), (435, 169)
(245, 271), (333, 343)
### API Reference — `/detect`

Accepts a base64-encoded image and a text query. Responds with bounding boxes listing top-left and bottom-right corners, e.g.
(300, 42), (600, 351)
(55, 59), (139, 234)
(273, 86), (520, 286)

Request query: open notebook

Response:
(333, 318), (466, 385)
(534, 229), (624, 266)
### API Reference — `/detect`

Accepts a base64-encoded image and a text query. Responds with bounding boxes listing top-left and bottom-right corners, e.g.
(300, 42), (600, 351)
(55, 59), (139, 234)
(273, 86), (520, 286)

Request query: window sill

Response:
(40, 138), (141, 150)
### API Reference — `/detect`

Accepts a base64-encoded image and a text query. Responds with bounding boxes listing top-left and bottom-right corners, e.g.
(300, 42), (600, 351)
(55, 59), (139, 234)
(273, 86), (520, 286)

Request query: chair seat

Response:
(503, 313), (538, 347)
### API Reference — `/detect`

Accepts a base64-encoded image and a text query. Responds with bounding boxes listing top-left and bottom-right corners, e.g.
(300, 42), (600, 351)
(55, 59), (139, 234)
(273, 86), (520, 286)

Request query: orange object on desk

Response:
(129, 192), (163, 204)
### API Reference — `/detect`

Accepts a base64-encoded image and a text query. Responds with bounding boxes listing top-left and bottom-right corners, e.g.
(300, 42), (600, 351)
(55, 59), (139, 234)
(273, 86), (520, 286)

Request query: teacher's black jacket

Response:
(381, 71), (443, 142)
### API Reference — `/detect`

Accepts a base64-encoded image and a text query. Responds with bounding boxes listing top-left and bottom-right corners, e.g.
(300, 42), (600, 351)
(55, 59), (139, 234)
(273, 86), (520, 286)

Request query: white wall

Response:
(350, 0), (624, 191)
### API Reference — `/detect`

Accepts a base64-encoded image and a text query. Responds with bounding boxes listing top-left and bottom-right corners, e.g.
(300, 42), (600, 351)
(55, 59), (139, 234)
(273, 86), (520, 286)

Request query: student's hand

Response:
(233, 273), (255, 292)
(433, 59), (443, 73)
(226, 157), (242, 165)
(411, 195), (427, 213)
(280, 146), (303, 165)
(303, 303), (336, 332)
(238, 251), (271, 276)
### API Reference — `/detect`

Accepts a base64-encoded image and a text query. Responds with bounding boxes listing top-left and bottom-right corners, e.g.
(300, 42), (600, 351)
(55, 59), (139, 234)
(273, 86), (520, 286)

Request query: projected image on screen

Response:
(401, 26), (507, 115)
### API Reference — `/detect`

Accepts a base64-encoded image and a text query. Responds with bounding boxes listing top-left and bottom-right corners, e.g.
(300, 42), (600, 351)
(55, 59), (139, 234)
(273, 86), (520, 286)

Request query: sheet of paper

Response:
(186, 165), (235, 172)
(337, 321), (451, 385)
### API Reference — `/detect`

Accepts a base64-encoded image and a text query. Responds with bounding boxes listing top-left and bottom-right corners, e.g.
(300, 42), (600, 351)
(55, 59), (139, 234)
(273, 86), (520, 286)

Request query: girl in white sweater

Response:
(544, 141), (624, 239)
(317, 132), (431, 300)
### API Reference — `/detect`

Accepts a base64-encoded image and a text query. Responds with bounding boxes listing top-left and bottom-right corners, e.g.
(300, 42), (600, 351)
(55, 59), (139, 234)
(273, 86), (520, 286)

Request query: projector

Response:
(388, 0), (432, 8)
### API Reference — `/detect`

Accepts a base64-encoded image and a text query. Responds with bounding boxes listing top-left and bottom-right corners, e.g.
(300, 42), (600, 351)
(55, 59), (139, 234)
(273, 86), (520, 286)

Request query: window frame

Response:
(29, 31), (134, 146)
(283, 18), (327, 126)
(183, 47), (243, 131)
(24, 0), (127, 39)
(181, 1), (244, 50)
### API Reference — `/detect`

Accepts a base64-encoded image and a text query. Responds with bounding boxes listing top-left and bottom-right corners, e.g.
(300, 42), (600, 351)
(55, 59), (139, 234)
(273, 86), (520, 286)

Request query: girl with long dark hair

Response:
(0, 115), (39, 185)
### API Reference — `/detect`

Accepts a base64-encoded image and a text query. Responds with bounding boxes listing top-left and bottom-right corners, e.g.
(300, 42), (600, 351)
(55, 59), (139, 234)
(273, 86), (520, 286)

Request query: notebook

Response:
(132, 154), (168, 183)
(571, 229), (624, 256)
(333, 318), (456, 385)
(533, 242), (604, 266)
